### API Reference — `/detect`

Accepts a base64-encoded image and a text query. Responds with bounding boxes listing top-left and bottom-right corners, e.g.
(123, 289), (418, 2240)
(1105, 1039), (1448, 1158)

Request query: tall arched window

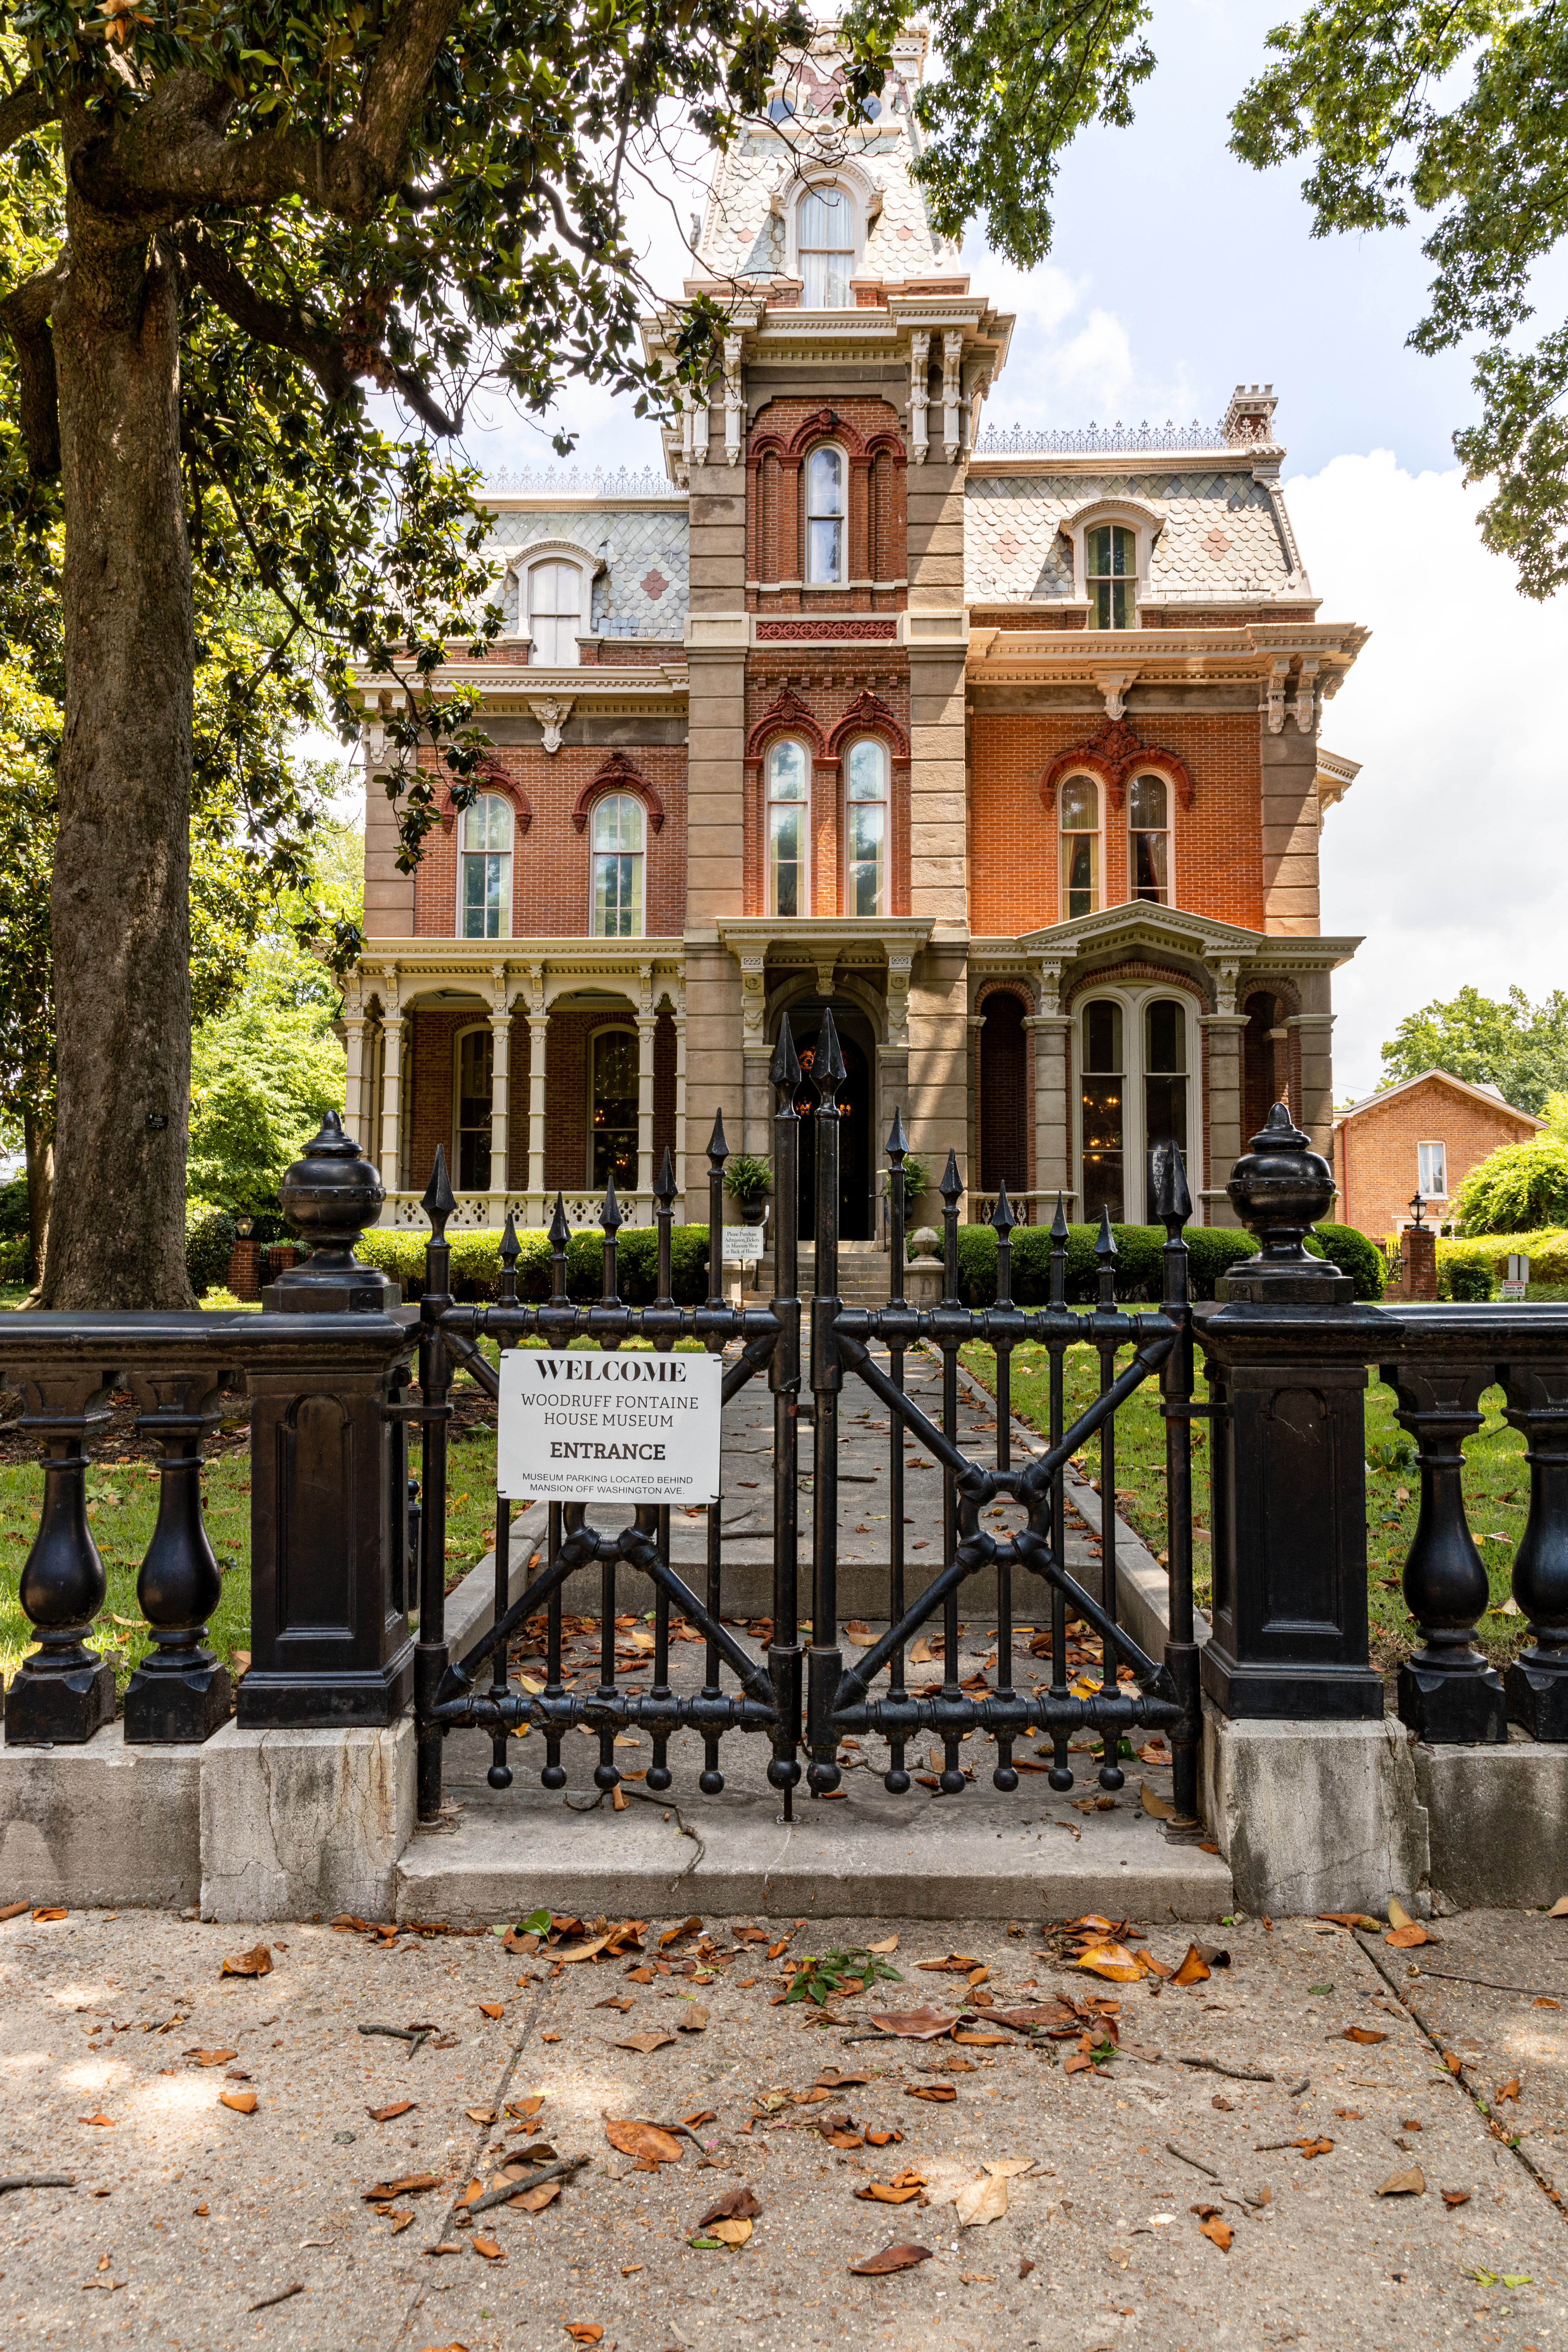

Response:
(592, 793), (644, 936)
(527, 559), (582, 665)
(845, 737), (887, 916)
(806, 446), (845, 583)
(1059, 776), (1100, 918)
(455, 1028), (493, 1191)
(766, 739), (809, 916)
(1143, 998), (1187, 1221)
(1085, 523), (1136, 629)
(1080, 999), (1124, 1224)
(460, 792), (512, 938)
(589, 1028), (637, 1189)
(799, 186), (854, 307)
(1129, 772), (1170, 904)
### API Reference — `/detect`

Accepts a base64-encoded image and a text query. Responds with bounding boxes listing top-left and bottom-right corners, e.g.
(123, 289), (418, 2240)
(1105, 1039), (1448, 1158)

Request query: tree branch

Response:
(0, 78), (57, 159)
(0, 260), (65, 478)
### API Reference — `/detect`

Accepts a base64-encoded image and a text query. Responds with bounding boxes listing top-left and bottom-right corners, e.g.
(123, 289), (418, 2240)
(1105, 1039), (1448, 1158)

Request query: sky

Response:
(449, 0), (1568, 1105)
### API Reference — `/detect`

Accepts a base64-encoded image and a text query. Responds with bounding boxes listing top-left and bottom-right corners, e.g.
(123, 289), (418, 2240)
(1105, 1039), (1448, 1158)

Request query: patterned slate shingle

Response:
(965, 469), (1302, 603)
(701, 122), (951, 285)
(486, 507), (690, 640)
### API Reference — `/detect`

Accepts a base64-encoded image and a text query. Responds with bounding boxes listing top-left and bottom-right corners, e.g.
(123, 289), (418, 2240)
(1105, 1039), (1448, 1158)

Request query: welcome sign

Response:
(496, 1350), (723, 1506)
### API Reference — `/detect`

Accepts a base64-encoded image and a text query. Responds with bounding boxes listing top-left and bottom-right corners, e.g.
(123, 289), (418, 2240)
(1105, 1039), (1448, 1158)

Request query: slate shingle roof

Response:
(488, 508), (690, 639)
(965, 469), (1302, 603)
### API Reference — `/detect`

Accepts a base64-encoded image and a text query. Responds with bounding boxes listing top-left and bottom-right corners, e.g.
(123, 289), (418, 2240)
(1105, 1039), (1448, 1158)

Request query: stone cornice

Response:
(355, 663), (687, 710)
(967, 621), (1368, 689)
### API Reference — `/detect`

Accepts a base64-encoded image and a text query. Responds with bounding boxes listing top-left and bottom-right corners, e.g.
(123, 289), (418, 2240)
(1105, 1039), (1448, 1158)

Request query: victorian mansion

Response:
(344, 21), (1366, 1240)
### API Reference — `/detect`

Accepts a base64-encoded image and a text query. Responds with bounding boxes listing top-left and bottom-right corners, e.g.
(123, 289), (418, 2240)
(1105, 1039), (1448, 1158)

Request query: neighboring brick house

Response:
(345, 19), (1368, 1238)
(1332, 1071), (1542, 1241)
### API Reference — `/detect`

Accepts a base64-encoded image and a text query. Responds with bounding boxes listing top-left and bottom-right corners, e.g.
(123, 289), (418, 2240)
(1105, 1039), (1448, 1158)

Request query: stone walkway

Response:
(5, 1902), (1566, 2351)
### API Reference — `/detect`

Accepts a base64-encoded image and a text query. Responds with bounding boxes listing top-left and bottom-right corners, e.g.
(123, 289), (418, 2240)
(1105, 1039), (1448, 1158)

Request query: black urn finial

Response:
(267, 1109), (397, 1311)
(1219, 1101), (1349, 1303)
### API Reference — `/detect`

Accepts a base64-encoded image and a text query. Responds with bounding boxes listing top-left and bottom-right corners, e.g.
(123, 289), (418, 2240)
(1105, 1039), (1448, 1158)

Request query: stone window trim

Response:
(436, 767), (534, 835)
(1068, 979), (1205, 1223)
(778, 163), (884, 292)
(1040, 718), (1193, 818)
(569, 748), (666, 836)
(1058, 497), (1164, 622)
(499, 537), (601, 655)
(744, 685), (911, 918)
(451, 1019), (496, 1190)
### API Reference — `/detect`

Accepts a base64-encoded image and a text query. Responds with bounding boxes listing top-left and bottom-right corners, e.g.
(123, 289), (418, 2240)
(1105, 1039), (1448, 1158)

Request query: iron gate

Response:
(414, 1013), (1201, 1822)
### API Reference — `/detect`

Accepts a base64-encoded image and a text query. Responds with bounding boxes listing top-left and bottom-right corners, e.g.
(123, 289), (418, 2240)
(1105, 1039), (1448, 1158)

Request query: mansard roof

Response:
(965, 460), (1312, 606)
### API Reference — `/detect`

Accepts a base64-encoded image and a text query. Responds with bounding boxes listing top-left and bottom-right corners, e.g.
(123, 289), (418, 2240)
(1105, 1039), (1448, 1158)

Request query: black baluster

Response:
(768, 1033), (805, 1811)
(1093, 1210), (1123, 1792)
(1047, 1195), (1074, 1791)
(541, 1195), (571, 1792)
(595, 1175), (625, 1791)
(701, 1110), (729, 1794)
(938, 1148), (965, 1794)
(1386, 1360), (1507, 1743)
(991, 1181), (1019, 1793)
(808, 1012), (847, 1795)
(647, 1148), (678, 1793)
(883, 1109), (910, 1795)
(5, 1370), (118, 1744)
(124, 1368), (232, 1743)
(488, 1213), (521, 1792)
(1503, 1357), (1568, 1740)
(416, 1149), (456, 1819)
(600, 1169), (624, 1354)
(1154, 1144), (1200, 1820)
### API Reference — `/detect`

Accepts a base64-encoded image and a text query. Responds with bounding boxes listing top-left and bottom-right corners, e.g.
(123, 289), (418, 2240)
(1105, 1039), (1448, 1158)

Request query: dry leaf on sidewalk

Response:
(183, 2048), (237, 2067)
(220, 1943), (273, 1978)
(1140, 1782), (1179, 1821)
(477, 2002), (505, 2019)
(368, 2102), (415, 2122)
(955, 2159), (1034, 2228)
(1441, 2188), (1471, 2209)
(677, 2007), (708, 2033)
(219, 2090), (258, 2114)
(1343, 2028), (1387, 2045)
(565, 2326), (604, 2344)
(470, 2236), (505, 2260)
(865, 2007), (955, 2039)
(1548, 1894), (1568, 1918)
(905, 2083), (957, 2103)
(1076, 1943), (1145, 1983)
(848, 2241), (931, 2275)
(615, 2031), (676, 2055)
(1172, 1945), (1211, 1987)
(696, 2186), (762, 2227)
(867, 1935), (899, 1954)
(78, 2112), (114, 2127)
(1376, 2166), (1425, 2197)
(1496, 2077), (1521, 2103)
(855, 2170), (926, 2204)
(604, 2120), (682, 2165)
(363, 2173), (442, 2200)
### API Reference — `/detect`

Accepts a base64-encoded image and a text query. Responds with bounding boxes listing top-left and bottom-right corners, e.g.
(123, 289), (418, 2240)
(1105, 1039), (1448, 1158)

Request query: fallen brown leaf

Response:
(184, 2048), (238, 2068)
(677, 2007), (708, 2034)
(0, 1899), (29, 1922)
(368, 2101), (415, 2122)
(1197, 2216), (1232, 2251)
(615, 2031), (676, 2055)
(1385, 1924), (1430, 1949)
(565, 2326), (604, 2344)
(464, 2107), (497, 2124)
(697, 2185), (762, 2226)
(1548, 1894), (1568, 1919)
(32, 1905), (67, 1922)
(218, 2090), (258, 2114)
(848, 2241), (932, 2276)
(1294, 2137), (1333, 2160)
(362, 2174), (442, 2201)
(220, 1943), (273, 1979)
(1376, 2166), (1425, 2196)
(855, 2171), (927, 2204)
(864, 2129), (903, 2147)
(659, 1916), (703, 1949)
(470, 2236), (506, 2262)
(1140, 1781), (1180, 1821)
(507, 2181), (561, 2214)
(866, 2007), (956, 2039)
(1343, 2027), (1387, 2045)
(595, 1997), (635, 2013)
(506, 2097), (544, 2120)
(78, 2113), (115, 2127)
(867, 1935), (899, 1954)
(1441, 2187), (1470, 2209)
(477, 2002), (506, 2019)
(1172, 1944), (1211, 1988)
(388, 2211), (415, 2234)
(1496, 2077), (1521, 2103)
(604, 2119), (683, 2165)
(905, 2084), (956, 2103)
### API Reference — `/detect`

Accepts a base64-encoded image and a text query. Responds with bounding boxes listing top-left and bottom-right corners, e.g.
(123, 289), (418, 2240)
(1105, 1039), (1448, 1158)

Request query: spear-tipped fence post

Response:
(883, 1107), (912, 1794)
(808, 1011), (847, 1794)
(1154, 1140), (1200, 1820)
(768, 1025), (804, 1806)
(416, 1149), (457, 1820)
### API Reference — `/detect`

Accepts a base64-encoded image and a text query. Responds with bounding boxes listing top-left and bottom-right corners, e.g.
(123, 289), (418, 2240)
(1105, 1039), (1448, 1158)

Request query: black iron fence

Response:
(3, 1059), (1567, 1832)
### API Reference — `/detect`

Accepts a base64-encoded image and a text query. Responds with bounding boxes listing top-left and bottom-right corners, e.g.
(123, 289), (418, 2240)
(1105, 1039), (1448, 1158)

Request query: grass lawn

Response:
(959, 1335), (1533, 1677)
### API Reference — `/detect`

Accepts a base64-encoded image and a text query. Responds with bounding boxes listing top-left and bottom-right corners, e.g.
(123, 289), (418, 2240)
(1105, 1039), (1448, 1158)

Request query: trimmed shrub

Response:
(185, 1203), (237, 1296)
(1448, 1260), (1493, 1302)
(1455, 1135), (1568, 1235)
(955, 1220), (1257, 1307)
(0, 1170), (29, 1239)
(1310, 1222), (1389, 1302)
(1436, 1227), (1568, 1297)
(0, 1233), (28, 1283)
(355, 1223), (714, 1306)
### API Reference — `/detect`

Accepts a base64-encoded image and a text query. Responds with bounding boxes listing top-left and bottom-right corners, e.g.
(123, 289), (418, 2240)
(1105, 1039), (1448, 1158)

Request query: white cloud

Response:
(1289, 451), (1568, 1099)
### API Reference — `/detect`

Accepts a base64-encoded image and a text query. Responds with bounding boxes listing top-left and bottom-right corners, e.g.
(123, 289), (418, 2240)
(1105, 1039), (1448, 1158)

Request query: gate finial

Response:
(885, 1105), (908, 1162)
(421, 1145), (456, 1241)
(707, 1107), (729, 1167)
(654, 1145), (677, 1208)
(1152, 1138), (1193, 1232)
(769, 1025), (801, 1091)
(939, 1147), (963, 1208)
(548, 1192), (571, 1249)
(991, 1179), (1018, 1236)
(1096, 1206), (1118, 1308)
(601, 1167), (624, 1234)
(813, 1007), (846, 1095)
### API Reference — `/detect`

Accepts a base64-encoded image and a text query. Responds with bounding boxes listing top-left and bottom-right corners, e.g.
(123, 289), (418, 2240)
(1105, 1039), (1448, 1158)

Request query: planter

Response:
(737, 1195), (770, 1226)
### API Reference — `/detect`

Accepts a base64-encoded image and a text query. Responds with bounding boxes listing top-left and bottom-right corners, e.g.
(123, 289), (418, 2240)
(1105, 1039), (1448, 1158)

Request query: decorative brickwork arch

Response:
(569, 748), (666, 835)
(437, 760), (533, 836)
(747, 401), (907, 596)
(825, 689), (910, 765)
(744, 684), (828, 766)
(1040, 718), (1194, 817)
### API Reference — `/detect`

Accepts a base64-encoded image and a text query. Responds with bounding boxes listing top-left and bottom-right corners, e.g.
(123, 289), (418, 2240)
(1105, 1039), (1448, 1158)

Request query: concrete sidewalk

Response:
(3, 1900), (1566, 2350)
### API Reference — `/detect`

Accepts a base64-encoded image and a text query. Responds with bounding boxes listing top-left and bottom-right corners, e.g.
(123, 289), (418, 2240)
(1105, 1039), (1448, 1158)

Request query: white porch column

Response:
(378, 1015), (405, 1194)
(527, 1008), (549, 1220)
(487, 1006), (511, 1223)
(636, 1012), (658, 1204)
(343, 1014), (367, 1150)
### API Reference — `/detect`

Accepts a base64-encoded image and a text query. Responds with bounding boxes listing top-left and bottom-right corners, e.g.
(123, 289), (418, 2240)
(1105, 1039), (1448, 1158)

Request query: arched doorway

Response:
(980, 992), (1029, 1191)
(790, 1008), (873, 1242)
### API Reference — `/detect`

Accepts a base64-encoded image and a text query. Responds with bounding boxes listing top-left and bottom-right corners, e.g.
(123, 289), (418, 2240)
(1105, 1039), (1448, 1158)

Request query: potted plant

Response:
(724, 1153), (774, 1225)
(879, 1154), (933, 1214)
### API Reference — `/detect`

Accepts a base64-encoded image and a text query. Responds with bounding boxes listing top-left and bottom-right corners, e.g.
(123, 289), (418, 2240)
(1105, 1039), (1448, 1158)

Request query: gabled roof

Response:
(1333, 1068), (1544, 1130)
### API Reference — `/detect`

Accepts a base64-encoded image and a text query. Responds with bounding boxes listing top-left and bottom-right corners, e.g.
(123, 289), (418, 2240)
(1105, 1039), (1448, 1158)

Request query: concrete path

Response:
(4, 1902), (1566, 2350)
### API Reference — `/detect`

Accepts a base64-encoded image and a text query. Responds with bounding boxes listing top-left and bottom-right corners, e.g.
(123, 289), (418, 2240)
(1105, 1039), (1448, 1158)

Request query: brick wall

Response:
(413, 743), (687, 939)
(968, 710), (1266, 935)
(1332, 1078), (1539, 1241)
(743, 652), (911, 918)
(747, 397), (907, 613)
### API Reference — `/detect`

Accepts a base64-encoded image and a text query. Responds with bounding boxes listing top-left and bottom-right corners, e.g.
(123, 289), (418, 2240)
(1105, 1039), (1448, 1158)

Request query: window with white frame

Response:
(1080, 999), (1124, 1225)
(806, 445), (845, 583)
(766, 738), (809, 916)
(527, 559), (582, 665)
(455, 1027), (493, 1191)
(1129, 772), (1170, 904)
(1076, 987), (1196, 1228)
(592, 793), (644, 936)
(845, 736), (887, 916)
(1417, 1140), (1448, 1197)
(1059, 775), (1100, 918)
(799, 186), (854, 307)
(1085, 522), (1137, 629)
(459, 792), (512, 938)
(589, 1028), (638, 1189)
(1142, 998), (1187, 1222)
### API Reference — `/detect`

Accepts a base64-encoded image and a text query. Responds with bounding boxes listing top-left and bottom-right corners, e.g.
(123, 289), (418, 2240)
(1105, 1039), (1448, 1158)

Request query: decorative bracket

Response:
(1292, 657), (1319, 736)
(528, 698), (573, 753)
(942, 331), (964, 464)
(1092, 669), (1139, 724)
(724, 333), (744, 467)
(1265, 658), (1290, 735)
(909, 329), (930, 466)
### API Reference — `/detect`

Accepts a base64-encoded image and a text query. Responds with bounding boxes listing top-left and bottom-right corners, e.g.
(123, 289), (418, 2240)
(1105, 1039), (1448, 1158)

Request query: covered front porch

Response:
(343, 941), (687, 1228)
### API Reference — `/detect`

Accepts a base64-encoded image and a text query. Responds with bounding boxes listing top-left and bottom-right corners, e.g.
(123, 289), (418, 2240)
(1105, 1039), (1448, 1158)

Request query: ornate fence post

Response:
(1502, 1350), (1568, 1739)
(124, 1365), (233, 1743)
(767, 1027), (804, 1806)
(1199, 1105), (1387, 1720)
(4, 1368), (119, 1743)
(1382, 1350), (1507, 1744)
(807, 1011), (846, 1795)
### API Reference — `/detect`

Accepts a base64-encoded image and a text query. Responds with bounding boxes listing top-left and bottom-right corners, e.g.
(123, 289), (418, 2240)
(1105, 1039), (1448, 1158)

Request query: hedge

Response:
(952, 1217), (1388, 1308)
(355, 1223), (715, 1305)
(185, 1203), (238, 1296)
(1453, 1136), (1568, 1235)
(1435, 1227), (1568, 1299)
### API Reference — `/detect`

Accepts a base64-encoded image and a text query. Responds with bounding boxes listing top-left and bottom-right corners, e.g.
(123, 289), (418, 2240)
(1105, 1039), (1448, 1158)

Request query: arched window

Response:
(589, 1028), (637, 1189)
(459, 792), (512, 938)
(1085, 523), (1137, 630)
(766, 739), (809, 917)
(799, 186), (854, 307)
(1059, 776), (1099, 919)
(592, 793), (644, 936)
(1143, 999), (1187, 1221)
(1080, 999), (1124, 1225)
(1129, 772), (1170, 904)
(845, 737), (887, 916)
(527, 559), (582, 665)
(455, 1027), (493, 1191)
(806, 446), (845, 583)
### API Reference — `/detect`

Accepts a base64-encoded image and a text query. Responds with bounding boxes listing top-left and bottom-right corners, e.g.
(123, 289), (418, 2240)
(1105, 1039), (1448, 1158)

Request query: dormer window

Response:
(527, 559), (582, 666)
(806, 446), (845, 583)
(1086, 524), (1136, 629)
(799, 186), (854, 308)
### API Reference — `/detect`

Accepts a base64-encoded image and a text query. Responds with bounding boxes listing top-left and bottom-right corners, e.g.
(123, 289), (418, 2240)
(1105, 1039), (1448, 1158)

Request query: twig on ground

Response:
(1179, 2057), (1274, 2082)
(619, 1784), (707, 1887)
(456, 2154), (591, 2220)
(248, 2283), (305, 2311)
(0, 2174), (74, 2194)
(1165, 2141), (1221, 2179)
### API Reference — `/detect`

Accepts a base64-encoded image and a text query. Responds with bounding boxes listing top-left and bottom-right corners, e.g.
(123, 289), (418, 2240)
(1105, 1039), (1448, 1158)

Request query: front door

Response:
(793, 1017), (871, 1242)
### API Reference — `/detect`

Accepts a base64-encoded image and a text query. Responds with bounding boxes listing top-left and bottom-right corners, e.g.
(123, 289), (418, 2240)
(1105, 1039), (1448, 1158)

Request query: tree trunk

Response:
(41, 212), (195, 1309)
(22, 1106), (51, 1292)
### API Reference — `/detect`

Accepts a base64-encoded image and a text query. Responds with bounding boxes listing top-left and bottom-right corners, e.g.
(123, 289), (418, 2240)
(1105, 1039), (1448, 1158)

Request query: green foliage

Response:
(185, 1204), (238, 1296)
(0, 1169), (25, 1237)
(1312, 1222), (1390, 1302)
(187, 1000), (346, 1218)
(1448, 1259), (1494, 1303)
(355, 1223), (715, 1306)
(723, 1154), (772, 1202)
(955, 1221), (1258, 1306)
(880, 1154), (934, 1205)
(1436, 1227), (1568, 1296)
(1229, 1), (1568, 598)
(1376, 986), (1568, 1116)
(1455, 1136), (1568, 1234)
(0, 1232), (26, 1282)
(781, 1943), (904, 2008)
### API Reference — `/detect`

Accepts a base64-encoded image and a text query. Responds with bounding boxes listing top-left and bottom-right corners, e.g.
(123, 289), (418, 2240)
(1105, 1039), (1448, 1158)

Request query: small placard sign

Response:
(721, 1223), (766, 1263)
(496, 1350), (722, 1505)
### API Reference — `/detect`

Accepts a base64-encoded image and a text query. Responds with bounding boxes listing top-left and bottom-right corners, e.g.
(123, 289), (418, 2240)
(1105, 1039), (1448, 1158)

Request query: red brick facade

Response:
(1332, 1074), (1540, 1241)
(747, 398), (907, 612)
(742, 654), (911, 917)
